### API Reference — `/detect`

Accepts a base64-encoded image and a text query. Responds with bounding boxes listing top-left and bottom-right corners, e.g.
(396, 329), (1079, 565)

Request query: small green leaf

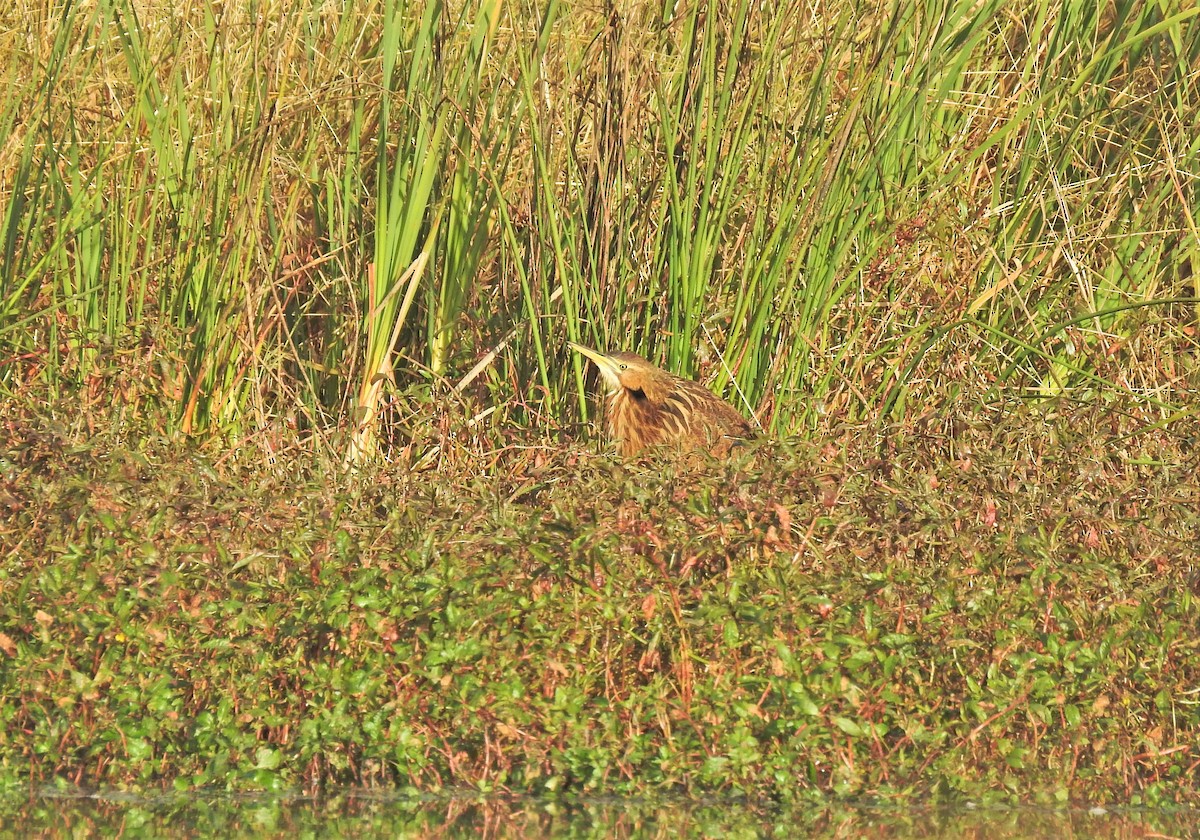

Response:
(254, 747), (282, 770)
(832, 716), (864, 737)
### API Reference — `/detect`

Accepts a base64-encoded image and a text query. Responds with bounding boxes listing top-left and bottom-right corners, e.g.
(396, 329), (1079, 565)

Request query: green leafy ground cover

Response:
(2, 0), (1199, 817)
(3, 397), (1197, 804)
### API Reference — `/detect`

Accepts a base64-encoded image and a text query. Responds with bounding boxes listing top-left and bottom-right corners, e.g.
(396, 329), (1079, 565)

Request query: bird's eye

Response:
(619, 364), (627, 371)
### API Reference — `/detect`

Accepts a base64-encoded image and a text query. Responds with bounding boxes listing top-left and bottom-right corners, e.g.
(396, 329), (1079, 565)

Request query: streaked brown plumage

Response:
(568, 342), (753, 457)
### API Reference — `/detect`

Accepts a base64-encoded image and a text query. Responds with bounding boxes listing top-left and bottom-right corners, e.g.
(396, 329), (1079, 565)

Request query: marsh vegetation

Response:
(1, 0), (1198, 805)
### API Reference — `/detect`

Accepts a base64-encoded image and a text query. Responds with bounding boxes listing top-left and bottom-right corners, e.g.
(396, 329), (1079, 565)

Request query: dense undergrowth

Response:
(2, 395), (1197, 802)
(2, 0), (1199, 811)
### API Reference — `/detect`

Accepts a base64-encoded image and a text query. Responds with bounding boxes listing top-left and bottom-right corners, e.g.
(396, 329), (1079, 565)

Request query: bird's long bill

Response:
(567, 342), (622, 393)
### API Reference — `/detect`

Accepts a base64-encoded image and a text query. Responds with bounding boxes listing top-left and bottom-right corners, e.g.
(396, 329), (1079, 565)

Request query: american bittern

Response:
(568, 342), (752, 457)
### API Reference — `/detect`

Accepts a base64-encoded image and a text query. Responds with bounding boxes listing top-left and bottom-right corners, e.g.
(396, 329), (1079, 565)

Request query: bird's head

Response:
(568, 343), (669, 403)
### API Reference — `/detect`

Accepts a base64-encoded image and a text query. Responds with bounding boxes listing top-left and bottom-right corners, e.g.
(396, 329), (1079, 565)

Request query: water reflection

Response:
(2, 790), (1197, 838)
